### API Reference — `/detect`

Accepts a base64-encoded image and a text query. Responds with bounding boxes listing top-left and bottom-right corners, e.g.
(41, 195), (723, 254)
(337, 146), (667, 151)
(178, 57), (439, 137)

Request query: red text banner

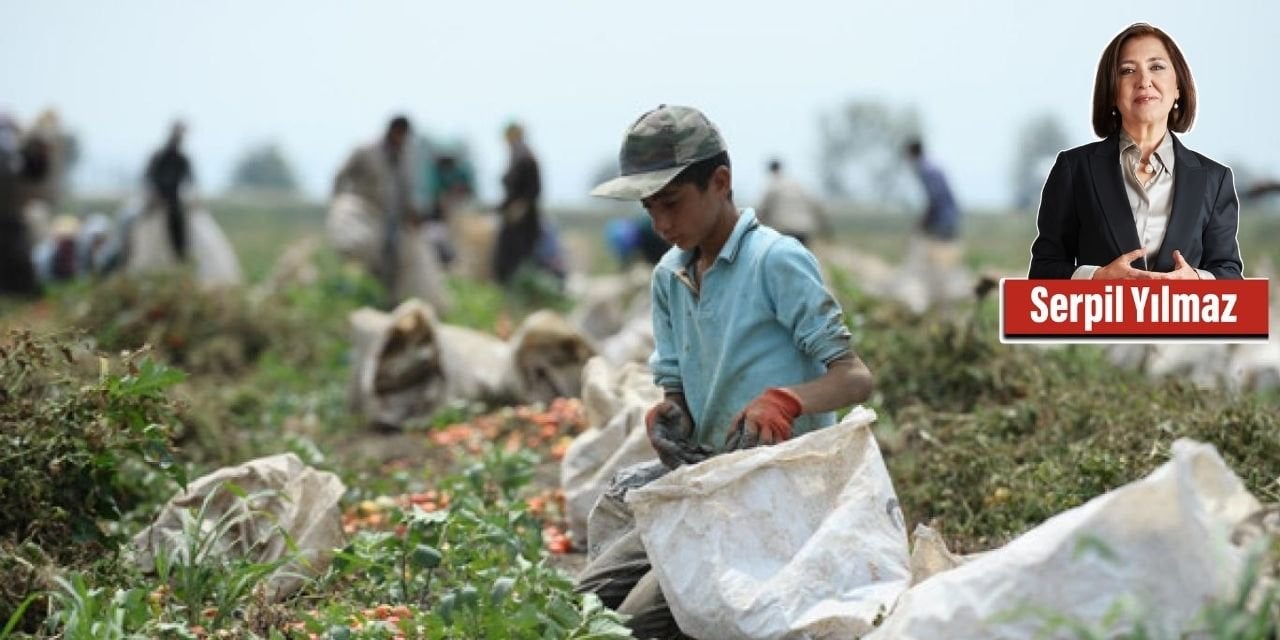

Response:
(1000, 279), (1270, 342)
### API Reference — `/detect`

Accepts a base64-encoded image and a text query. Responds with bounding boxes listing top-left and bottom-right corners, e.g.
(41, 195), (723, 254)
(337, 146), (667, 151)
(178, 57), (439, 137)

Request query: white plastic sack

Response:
(577, 357), (662, 431)
(251, 235), (322, 302)
(189, 207), (243, 286)
(563, 406), (659, 545)
(629, 407), (910, 639)
(507, 310), (597, 403)
(1145, 343), (1232, 390)
(348, 299), (512, 428)
(1225, 337), (1280, 393)
(906, 524), (970, 586)
(397, 225), (453, 314)
(813, 238), (972, 315)
(326, 192), (382, 266)
(566, 265), (653, 343)
(596, 314), (655, 367)
(132, 453), (346, 602)
(127, 206), (243, 286)
(445, 209), (498, 281)
(562, 358), (662, 543)
(1104, 334), (1280, 394)
(867, 439), (1263, 640)
(348, 299), (454, 428)
(326, 192), (451, 311)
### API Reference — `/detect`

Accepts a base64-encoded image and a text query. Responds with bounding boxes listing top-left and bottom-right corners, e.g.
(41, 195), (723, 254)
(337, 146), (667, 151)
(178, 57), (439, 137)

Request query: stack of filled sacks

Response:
(348, 299), (595, 429)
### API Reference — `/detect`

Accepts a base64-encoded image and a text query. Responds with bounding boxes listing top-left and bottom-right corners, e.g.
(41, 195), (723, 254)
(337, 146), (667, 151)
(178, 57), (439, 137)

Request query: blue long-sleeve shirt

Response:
(649, 209), (853, 449)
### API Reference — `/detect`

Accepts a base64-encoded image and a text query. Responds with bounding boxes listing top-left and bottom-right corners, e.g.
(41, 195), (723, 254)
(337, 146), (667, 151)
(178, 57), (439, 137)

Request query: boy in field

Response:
(586, 105), (873, 635)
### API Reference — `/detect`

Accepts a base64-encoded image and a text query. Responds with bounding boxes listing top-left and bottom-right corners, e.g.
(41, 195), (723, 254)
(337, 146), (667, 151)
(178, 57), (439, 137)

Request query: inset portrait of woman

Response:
(1029, 23), (1243, 280)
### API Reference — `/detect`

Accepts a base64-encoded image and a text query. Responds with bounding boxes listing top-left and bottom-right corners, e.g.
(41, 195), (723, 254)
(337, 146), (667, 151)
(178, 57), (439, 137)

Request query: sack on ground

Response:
(132, 453), (345, 603)
(127, 205), (243, 286)
(629, 408), (910, 639)
(867, 439), (1264, 640)
(349, 300), (594, 428)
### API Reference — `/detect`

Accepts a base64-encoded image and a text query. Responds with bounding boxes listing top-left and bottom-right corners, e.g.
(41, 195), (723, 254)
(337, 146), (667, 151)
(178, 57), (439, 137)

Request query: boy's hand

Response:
(645, 401), (712, 470)
(725, 387), (803, 450)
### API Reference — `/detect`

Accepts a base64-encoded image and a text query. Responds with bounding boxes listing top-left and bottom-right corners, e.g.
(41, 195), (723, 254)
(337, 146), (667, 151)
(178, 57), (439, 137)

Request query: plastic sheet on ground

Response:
(561, 357), (661, 543)
(866, 439), (1263, 640)
(132, 453), (346, 603)
(628, 407), (910, 639)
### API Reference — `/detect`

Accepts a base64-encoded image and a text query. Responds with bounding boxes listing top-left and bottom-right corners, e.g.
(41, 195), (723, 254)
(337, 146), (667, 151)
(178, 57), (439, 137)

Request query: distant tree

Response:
(817, 99), (921, 207)
(229, 142), (298, 193)
(1010, 114), (1068, 210)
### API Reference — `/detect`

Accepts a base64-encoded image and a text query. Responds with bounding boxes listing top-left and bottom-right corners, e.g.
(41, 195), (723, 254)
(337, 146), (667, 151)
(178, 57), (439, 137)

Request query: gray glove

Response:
(644, 401), (713, 470)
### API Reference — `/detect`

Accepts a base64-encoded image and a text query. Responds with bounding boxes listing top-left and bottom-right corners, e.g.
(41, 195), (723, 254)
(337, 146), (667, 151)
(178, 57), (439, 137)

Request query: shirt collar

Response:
(677, 208), (760, 270)
(719, 208), (759, 264)
(1119, 130), (1175, 175)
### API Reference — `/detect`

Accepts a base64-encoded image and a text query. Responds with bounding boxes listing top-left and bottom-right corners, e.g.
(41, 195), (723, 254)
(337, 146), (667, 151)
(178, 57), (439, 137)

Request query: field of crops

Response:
(2, 198), (1277, 638)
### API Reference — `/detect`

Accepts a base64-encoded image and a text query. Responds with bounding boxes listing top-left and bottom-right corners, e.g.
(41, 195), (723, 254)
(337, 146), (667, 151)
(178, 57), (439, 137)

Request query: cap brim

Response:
(590, 165), (686, 201)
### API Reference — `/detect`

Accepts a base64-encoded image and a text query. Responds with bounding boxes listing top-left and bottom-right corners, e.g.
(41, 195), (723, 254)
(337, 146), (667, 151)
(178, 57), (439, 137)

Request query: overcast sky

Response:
(3, 0), (1277, 209)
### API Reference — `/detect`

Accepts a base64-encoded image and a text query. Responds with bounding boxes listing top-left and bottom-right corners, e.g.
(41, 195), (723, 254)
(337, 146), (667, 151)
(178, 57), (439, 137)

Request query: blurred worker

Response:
(425, 151), (475, 265)
(492, 122), (543, 284)
(757, 158), (831, 246)
(905, 139), (961, 242)
(144, 121), (195, 261)
(330, 115), (450, 310)
(0, 117), (41, 297)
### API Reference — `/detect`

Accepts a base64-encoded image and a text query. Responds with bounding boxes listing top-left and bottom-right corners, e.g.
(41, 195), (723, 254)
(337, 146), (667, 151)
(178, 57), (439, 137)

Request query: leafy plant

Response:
(150, 483), (295, 629)
(44, 573), (150, 640)
(318, 447), (631, 638)
(0, 330), (188, 631)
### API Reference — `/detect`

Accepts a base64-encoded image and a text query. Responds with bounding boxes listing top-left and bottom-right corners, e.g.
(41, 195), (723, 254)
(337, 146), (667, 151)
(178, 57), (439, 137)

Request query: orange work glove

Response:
(645, 401), (712, 470)
(724, 387), (803, 450)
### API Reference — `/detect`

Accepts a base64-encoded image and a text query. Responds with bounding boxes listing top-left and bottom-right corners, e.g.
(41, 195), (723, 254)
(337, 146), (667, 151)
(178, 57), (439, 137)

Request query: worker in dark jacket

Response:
(145, 121), (195, 261)
(493, 122), (543, 284)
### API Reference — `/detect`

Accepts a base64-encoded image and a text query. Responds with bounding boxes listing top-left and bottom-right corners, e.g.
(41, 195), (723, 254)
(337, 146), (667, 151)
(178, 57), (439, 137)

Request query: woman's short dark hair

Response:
(670, 151), (731, 193)
(1092, 23), (1197, 138)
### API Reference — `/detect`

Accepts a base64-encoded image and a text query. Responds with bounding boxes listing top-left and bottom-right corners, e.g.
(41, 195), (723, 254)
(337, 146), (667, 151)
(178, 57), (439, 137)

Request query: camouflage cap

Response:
(591, 105), (727, 200)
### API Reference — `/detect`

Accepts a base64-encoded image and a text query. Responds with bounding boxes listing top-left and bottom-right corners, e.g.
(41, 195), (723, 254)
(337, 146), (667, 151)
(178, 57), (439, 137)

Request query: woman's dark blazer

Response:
(1028, 133), (1243, 279)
